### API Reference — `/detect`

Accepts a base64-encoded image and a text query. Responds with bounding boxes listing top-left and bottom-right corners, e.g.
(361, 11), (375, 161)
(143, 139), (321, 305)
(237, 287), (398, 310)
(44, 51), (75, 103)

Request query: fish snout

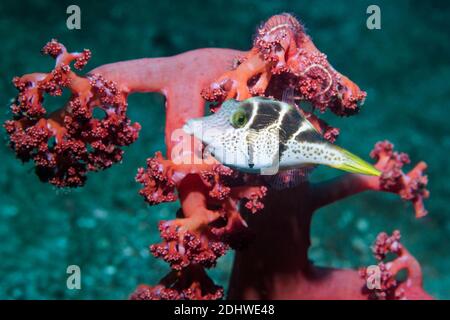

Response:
(183, 118), (223, 147)
(183, 118), (206, 141)
(182, 118), (197, 136)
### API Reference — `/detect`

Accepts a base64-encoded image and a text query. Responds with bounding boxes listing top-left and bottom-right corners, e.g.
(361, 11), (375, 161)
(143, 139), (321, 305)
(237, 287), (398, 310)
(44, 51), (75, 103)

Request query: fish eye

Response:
(230, 109), (248, 128)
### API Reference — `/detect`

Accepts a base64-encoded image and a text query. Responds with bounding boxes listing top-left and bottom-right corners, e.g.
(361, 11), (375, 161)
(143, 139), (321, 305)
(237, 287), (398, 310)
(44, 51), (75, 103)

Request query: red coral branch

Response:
(135, 152), (178, 205)
(134, 149), (266, 297)
(89, 49), (243, 154)
(202, 13), (366, 116)
(310, 140), (429, 218)
(360, 231), (432, 300)
(130, 265), (223, 300)
(4, 39), (140, 187)
(371, 141), (429, 217)
(136, 154), (267, 272)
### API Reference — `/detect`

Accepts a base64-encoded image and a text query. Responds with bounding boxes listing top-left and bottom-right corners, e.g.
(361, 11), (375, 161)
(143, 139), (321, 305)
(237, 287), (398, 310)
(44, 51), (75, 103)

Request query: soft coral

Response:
(4, 14), (432, 300)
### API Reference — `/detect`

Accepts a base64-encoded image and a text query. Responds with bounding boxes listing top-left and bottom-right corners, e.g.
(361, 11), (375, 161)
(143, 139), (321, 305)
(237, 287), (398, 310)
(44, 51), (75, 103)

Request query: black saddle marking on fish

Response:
(295, 128), (322, 143)
(249, 101), (281, 130)
(240, 101), (253, 111)
(238, 102), (254, 120)
(278, 106), (305, 156)
(242, 98), (325, 163)
(279, 107), (303, 142)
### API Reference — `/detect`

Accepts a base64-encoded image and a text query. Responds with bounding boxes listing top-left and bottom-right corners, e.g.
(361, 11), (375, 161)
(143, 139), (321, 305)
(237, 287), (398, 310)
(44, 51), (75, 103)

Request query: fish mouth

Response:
(182, 118), (221, 146)
(182, 118), (202, 139)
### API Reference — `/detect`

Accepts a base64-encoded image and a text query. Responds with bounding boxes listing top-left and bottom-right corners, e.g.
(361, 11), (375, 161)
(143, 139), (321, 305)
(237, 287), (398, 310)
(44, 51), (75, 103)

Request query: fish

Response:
(182, 97), (380, 177)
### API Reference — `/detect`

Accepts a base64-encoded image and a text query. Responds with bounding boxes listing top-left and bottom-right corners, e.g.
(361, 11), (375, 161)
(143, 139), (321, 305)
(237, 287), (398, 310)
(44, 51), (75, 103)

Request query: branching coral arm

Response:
(202, 13), (366, 116)
(360, 231), (433, 300)
(4, 41), (243, 187)
(4, 40), (141, 187)
(90, 48), (244, 153)
(309, 172), (379, 208)
(309, 141), (429, 218)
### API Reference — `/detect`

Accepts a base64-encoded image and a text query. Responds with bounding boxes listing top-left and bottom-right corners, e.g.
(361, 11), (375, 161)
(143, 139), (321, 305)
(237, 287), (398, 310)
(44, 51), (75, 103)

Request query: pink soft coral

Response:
(4, 14), (431, 300)
(360, 231), (432, 300)
(5, 39), (140, 187)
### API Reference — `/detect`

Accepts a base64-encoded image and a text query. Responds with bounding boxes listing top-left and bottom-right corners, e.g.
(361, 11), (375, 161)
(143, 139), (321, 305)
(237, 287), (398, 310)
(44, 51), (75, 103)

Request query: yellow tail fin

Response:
(329, 146), (381, 176)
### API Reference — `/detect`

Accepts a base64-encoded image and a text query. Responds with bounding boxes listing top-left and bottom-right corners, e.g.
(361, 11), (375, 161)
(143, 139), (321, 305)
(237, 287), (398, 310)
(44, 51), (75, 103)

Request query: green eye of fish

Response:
(231, 109), (248, 128)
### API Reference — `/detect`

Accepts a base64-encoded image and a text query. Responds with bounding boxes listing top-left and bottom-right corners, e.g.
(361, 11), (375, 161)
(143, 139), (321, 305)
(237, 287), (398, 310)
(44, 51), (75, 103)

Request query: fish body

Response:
(183, 97), (380, 177)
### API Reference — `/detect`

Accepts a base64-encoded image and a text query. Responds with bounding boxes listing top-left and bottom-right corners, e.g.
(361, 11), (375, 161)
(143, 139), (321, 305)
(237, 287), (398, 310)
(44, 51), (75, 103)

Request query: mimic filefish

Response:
(183, 97), (380, 178)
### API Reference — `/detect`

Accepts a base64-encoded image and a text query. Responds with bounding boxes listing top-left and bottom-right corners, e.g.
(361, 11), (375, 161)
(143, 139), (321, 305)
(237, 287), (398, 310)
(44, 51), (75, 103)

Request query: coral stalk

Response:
(90, 49), (243, 153)
(310, 141), (429, 218)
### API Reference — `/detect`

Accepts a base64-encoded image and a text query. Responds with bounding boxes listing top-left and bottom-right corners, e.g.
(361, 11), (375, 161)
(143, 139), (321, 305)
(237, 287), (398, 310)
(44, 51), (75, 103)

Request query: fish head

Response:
(183, 98), (281, 172)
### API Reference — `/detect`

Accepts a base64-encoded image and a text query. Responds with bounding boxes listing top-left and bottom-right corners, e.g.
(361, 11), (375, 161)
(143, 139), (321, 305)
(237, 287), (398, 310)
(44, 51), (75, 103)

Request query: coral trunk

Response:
(228, 184), (367, 299)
